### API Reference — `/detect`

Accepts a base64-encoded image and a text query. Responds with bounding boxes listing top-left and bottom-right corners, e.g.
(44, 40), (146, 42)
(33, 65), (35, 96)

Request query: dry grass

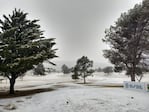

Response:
(86, 84), (123, 88)
(0, 88), (55, 99)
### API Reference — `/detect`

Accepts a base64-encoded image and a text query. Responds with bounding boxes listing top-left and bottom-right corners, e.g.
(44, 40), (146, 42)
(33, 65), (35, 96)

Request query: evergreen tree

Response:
(0, 9), (57, 94)
(33, 63), (45, 76)
(103, 0), (149, 81)
(61, 64), (70, 74)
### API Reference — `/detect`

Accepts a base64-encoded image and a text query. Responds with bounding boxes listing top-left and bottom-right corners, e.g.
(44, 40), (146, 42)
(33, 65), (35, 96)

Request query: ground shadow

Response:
(0, 88), (55, 99)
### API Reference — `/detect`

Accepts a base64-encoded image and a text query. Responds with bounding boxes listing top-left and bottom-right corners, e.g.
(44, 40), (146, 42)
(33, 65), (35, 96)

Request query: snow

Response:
(0, 72), (149, 112)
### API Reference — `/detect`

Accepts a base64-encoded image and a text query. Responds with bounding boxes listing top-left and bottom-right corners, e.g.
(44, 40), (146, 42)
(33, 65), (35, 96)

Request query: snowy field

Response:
(0, 72), (149, 112)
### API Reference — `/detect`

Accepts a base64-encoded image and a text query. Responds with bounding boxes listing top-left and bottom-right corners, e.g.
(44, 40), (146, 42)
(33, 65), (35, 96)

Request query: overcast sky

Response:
(0, 0), (142, 67)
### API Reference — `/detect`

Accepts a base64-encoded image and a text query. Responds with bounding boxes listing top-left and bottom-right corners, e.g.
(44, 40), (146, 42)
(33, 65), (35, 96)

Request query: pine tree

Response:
(103, 0), (149, 81)
(0, 9), (57, 94)
(33, 63), (45, 76)
(73, 56), (94, 84)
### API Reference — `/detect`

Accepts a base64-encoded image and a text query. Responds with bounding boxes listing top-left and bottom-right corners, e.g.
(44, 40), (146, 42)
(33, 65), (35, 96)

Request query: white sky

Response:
(0, 0), (142, 67)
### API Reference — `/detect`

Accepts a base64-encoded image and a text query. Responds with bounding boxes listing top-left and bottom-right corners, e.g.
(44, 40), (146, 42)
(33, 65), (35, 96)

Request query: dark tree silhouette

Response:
(72, 66), (79, 80)
(103, 66), (113, 75)
(0, 9), (57, 94)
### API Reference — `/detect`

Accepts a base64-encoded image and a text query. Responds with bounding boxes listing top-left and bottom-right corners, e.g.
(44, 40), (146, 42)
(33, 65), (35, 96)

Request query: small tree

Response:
(33, 63), (45, 76)
(0, 9), (57, 94)
(61, 64), (70, 74)
(103, 66), (113, 75)
(71, 66), (79, 80)
(73, 56), (94, 84)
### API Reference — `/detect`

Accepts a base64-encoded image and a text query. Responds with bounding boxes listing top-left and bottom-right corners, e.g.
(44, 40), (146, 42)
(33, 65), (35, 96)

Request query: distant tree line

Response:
(33, 62), (58, 76)
(95, 66), (113, 74)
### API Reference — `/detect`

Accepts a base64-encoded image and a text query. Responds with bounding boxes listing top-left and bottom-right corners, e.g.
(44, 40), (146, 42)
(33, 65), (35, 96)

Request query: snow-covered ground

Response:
(0, 72), (148, 90)
(0, 72), (149, 112)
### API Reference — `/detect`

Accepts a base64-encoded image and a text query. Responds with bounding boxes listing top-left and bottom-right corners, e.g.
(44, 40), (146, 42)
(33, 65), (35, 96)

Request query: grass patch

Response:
(75, 82), (123, 88)
(0, 88), (55, 99)
(52, 84), (68, 88)
(76, 82), (93, 84)
(100, 85), (123, 88)
(85, 84), (123, 88)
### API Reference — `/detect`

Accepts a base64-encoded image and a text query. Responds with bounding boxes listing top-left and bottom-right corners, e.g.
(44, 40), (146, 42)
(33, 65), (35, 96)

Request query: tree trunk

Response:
(83, 73), (86, 84)
(136, 74), (143, 82)
(131, 74), (135, 82)
(131, 64), (136, 82)
(138, 75), (143, 82)
(9, 77), (16, 94)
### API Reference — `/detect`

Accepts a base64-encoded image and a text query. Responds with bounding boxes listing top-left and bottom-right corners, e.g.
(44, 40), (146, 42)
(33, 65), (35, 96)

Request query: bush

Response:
(72, 74), (79, 80)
